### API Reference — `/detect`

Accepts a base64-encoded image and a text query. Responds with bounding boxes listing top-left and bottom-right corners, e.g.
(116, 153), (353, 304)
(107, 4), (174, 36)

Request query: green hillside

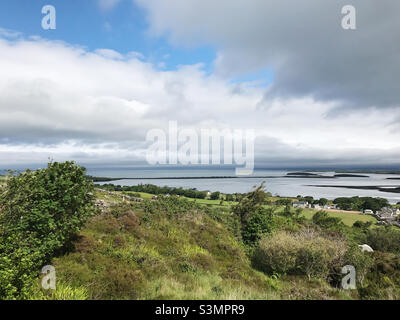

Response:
(2, 163), (400, 301)
(38, 195), (353, 300)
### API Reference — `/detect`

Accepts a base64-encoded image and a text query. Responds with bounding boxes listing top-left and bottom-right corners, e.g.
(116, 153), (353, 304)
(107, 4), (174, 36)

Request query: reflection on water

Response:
(88, 168), (400, 204)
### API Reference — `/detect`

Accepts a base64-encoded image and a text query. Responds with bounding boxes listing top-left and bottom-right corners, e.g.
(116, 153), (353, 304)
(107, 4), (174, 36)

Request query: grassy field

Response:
(179, 197), (377, 227)
(29, 189), (397, 300)
(41, 196), (353, 300)
(48, 204), (282, 299)
(301, 208), (377, 226)
(100, 189), (378, 227)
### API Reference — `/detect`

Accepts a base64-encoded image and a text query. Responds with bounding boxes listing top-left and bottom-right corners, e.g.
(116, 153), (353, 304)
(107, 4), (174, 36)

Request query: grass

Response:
(300, 208), (377, 226)
(48, 201), (282, 300)
(96, 189), (378, 227)
(31, 191), (372, 300)
(40, 191), (364, 300)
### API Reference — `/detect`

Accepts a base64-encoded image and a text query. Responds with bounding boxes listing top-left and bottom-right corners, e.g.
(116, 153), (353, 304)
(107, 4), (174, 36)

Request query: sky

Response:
(0, 0), (400, 170)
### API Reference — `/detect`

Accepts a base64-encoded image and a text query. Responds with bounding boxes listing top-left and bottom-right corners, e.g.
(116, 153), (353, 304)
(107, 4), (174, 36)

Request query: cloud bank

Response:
(135, 0), (400, 110)
(1, 0), (400, 170)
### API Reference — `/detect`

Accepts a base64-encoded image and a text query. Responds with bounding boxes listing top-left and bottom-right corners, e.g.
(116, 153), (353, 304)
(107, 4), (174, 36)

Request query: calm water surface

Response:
(88, 168), (400, 204)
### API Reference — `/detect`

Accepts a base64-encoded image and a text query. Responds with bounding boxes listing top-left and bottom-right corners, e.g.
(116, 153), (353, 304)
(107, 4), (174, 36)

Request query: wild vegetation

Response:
(100, 183), (209, 199)
(333, 197), (389, 212)
(1, 162), (400, 300)
(0, 162), (95, 299)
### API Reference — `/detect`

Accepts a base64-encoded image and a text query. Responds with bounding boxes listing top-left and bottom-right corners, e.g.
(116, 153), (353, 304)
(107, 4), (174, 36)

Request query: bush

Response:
(233, 183), (266, 226)
(0, 161), (95, 299)
(253, 229), (348, 280)
(358, 251), (400, 299)
(340, 244), (374, 287)
(353, 221), (372, 230)
(241, 207), (276, 245)
(253, 231), (300, 275)
(312, 211), (344, 232)
(333, 196), (389, 212)
(366, 227), (400, 255)
(210, 192), (221, 200)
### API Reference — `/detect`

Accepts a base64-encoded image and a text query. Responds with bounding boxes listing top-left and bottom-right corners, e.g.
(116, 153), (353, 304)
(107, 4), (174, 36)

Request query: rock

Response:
(358, 244), (374, 252)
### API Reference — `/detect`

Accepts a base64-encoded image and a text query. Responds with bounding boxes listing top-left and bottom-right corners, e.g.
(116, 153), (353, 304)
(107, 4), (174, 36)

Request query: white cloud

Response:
(134, 0), (400, 109)
(0, 35), (399, 167)
(0, 27), (21, 39)
(98, 0), (121, 11)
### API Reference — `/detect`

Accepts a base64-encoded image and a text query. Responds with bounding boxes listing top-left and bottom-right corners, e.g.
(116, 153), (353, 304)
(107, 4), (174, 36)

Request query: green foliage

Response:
(343, 244), (374, 287)
(333, 196), (389, 212)
(312, 211), (345, 232)
(241, 207), (276, 245)
(366, 227), (400, 255)
(48, 201), (279, 300)
(0, 161), (95, 299)
(318, 198), (329, 206)
(142, 196), (201, 218)
(275, 199), (292, 206)
(253, 230), (348, 280)
(358, 251), (400, 299)
(353, 220), (373, 230)
(210, 191), (221, 200)
(232, 183), (266, 226)
(100, 183), (208, 199)
(29, 281), (88, 300)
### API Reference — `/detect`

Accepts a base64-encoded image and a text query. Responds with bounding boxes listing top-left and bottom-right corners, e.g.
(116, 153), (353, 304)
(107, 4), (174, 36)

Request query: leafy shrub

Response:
(233, 183), (266, 226)
(358, 251), (400, 299)
(253, 231), (299, 275)
(142, 196), (200, 217)
(312, 211), (345, 232)
(241, 207), (276, 245)
(333, 196), (389, 212)
(253, 229), (348, 280)
(0, 161), (95, 299)
(100, 183), (208, 199)
(366, 227), (400, 255)
(353, 220), (373, 230)
(331, 244), (374, 287)
(210, 192), (221, 200)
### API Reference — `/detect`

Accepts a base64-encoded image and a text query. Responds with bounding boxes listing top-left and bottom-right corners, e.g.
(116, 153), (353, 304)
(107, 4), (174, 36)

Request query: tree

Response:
(242, 207), (276, 245)
(0, 161), (95, 299)
(318, 198), (329, 206)
(210, 191), (221, 200)
(312, 211), (344, 231)
(304, 196), (314, 204)
(233, 183), (266, 226)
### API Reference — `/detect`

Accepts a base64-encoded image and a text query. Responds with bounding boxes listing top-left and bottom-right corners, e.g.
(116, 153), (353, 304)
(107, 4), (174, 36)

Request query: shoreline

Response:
(309, 184), (400, 194)
(90, 173), (370, 182)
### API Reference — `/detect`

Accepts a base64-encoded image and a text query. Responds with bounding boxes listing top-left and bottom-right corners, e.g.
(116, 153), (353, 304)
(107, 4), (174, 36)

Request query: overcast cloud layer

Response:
(0, 0), (400, 168)
(135, 0), (400, 110)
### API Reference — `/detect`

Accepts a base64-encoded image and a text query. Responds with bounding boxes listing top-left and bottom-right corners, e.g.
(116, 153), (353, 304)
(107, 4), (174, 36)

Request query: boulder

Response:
(358, 244), (374, 252)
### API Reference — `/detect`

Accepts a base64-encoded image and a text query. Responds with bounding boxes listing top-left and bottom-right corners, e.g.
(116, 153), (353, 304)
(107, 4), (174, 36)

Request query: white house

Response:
(292, 201), (309, 208)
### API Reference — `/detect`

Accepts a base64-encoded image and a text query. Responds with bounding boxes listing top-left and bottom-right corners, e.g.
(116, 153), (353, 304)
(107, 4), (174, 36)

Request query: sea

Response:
(86, 167), (400, 204)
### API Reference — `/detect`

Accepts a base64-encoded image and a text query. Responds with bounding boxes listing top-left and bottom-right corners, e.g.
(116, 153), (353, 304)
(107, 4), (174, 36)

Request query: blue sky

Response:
(0, 0), (399, 169)
(0, 0), (216, 72)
